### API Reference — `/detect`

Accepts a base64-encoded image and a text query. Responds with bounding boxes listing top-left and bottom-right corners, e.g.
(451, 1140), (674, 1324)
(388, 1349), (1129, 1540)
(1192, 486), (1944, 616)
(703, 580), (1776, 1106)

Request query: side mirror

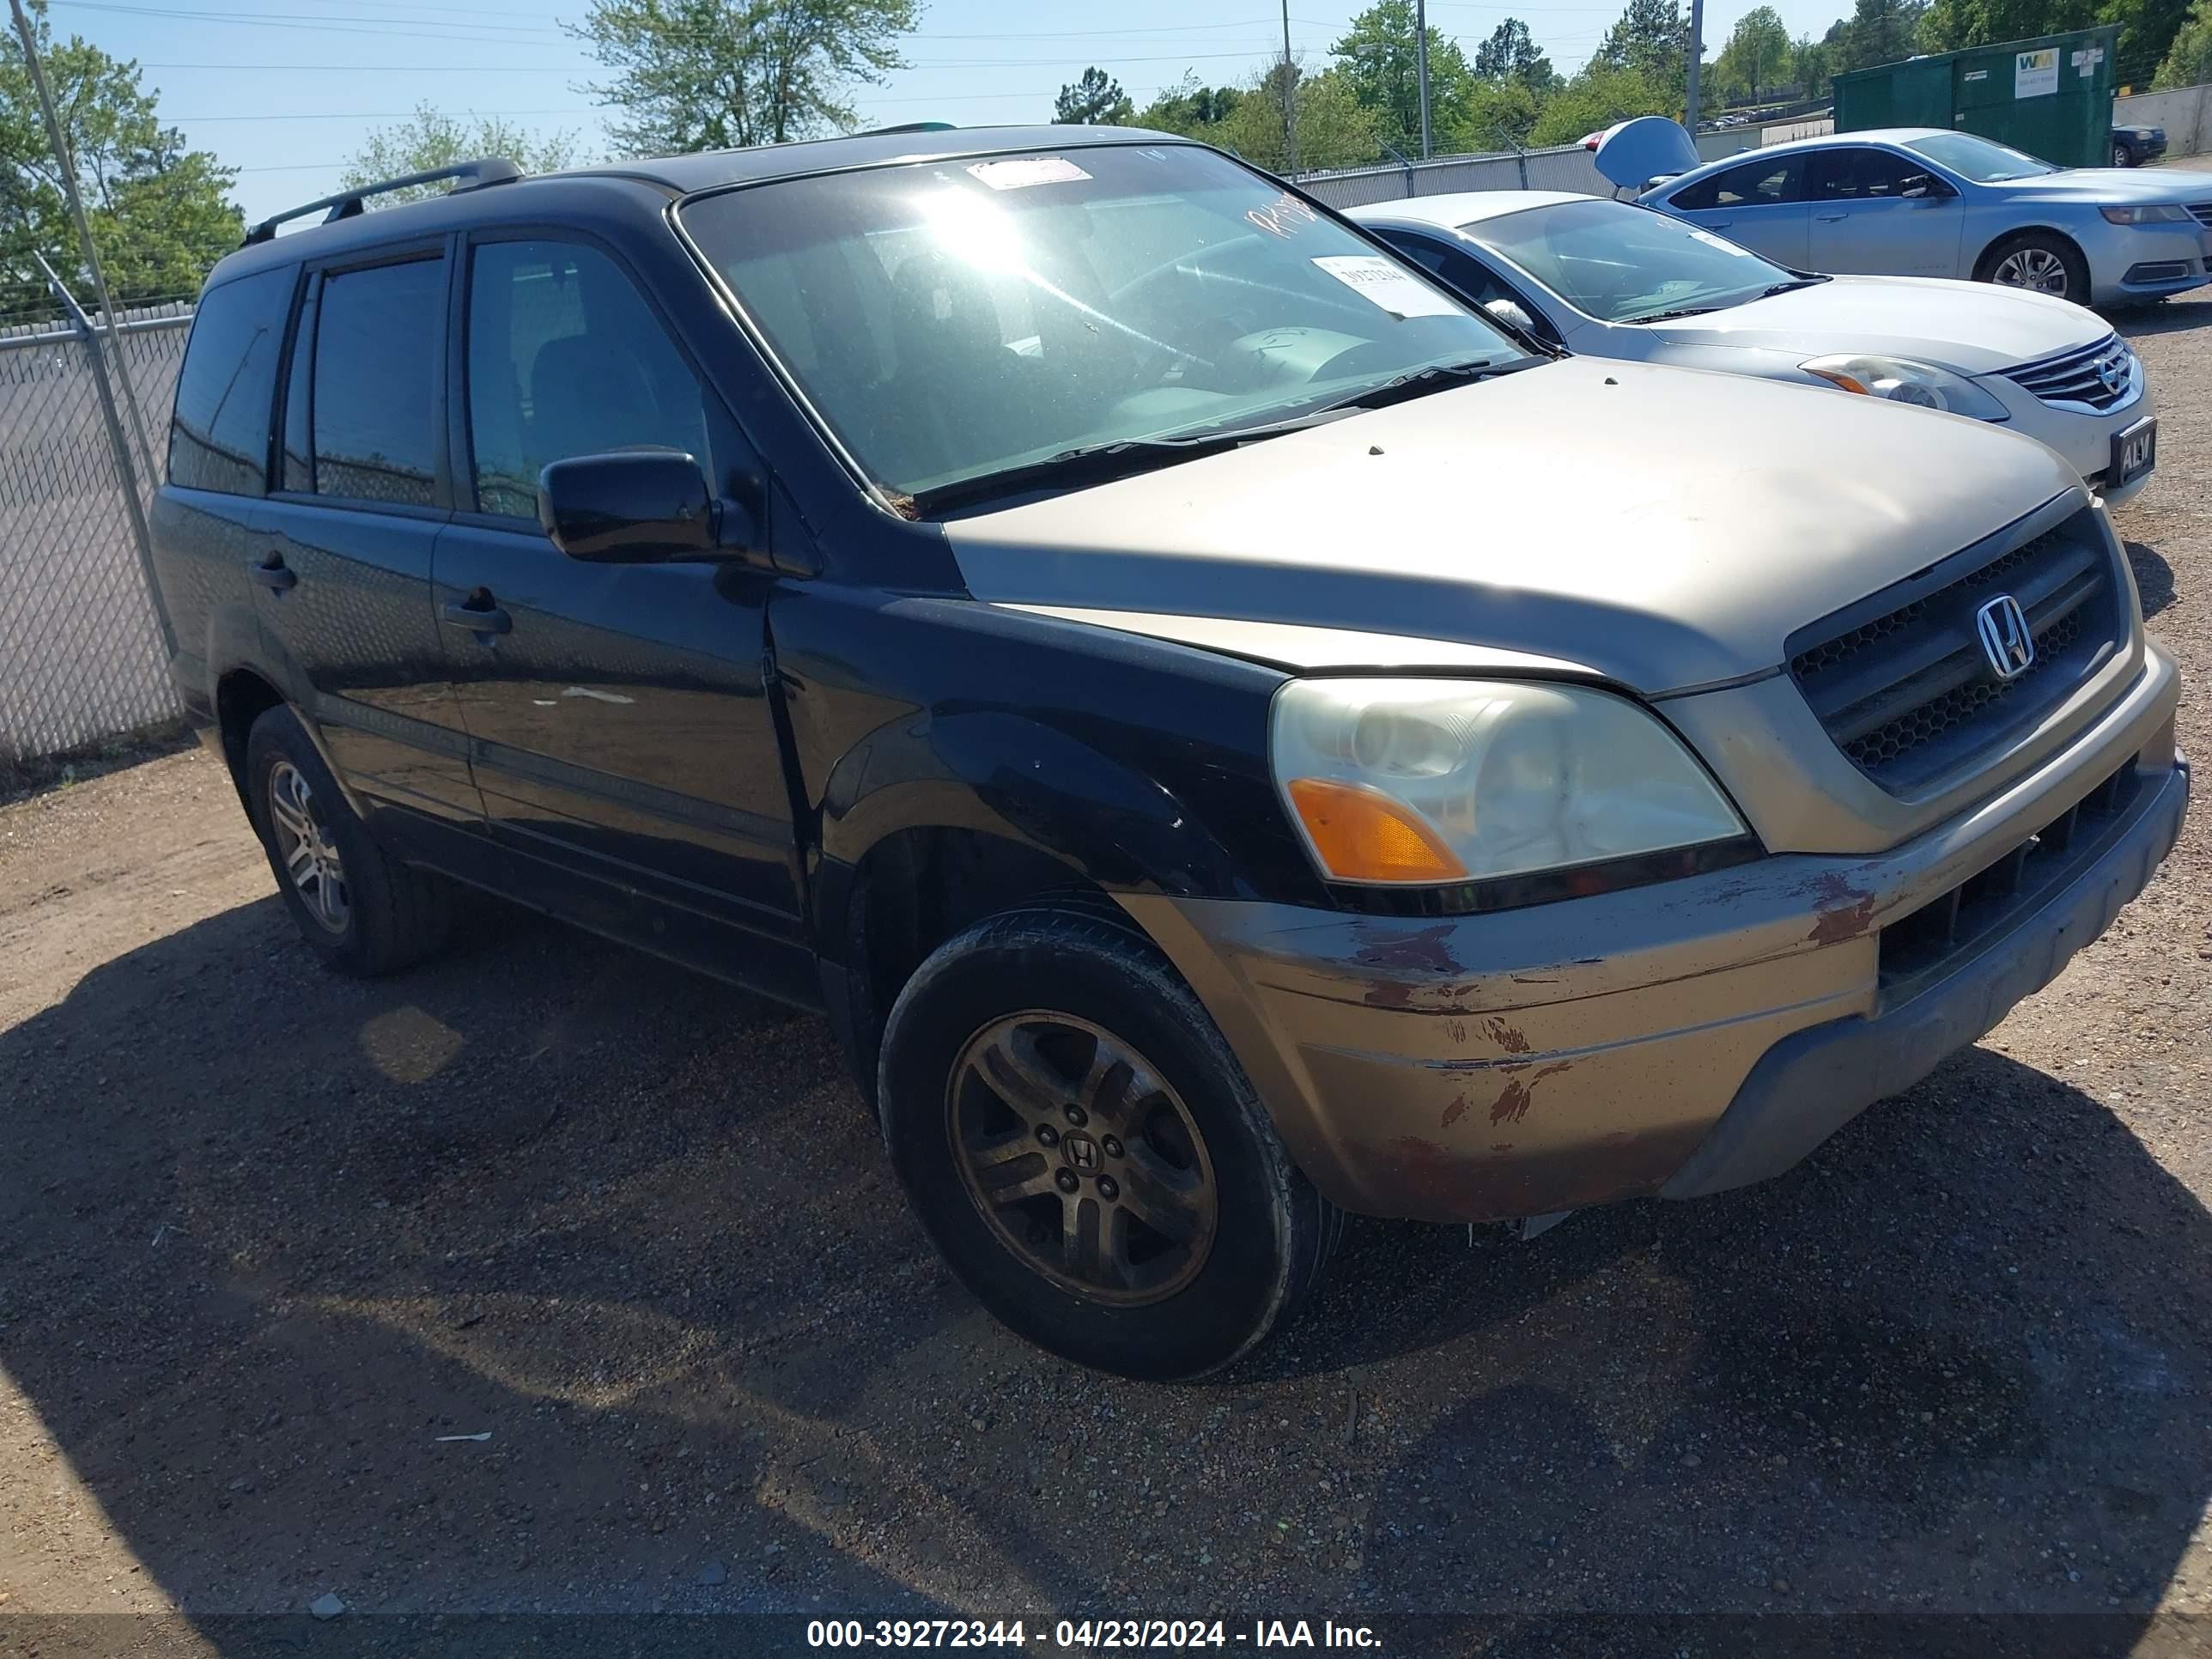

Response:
(1485, 297), (1539, 336)
(537, 449), (754, 564)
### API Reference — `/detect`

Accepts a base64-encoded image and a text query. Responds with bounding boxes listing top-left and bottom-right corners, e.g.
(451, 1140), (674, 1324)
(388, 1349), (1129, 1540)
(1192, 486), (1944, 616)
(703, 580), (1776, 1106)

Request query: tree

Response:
(1328, 0), (1483, 155)
(2154, 0), (2212, 82)
(1135, 74), (1244, 135)
(1473, 18), (1559, 91)
(1712, 5), (1792, 102)
(1528, 61), (1672, 145)
(1790, 32), (1833, 96)
(1832, 0), (1930, 67)
(2, 0), (240, 316)
(1054, 66), (1133, 125)
(568, 0), (920, 156)
(341, 105), (582, 205)
(1209, 62), (1381, 172)
(1592, 0), (1687, 87)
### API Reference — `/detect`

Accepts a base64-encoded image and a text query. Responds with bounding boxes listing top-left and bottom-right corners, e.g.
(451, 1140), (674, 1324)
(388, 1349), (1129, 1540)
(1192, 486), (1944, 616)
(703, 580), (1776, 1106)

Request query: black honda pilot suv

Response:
(153, 130), (2186, 1378)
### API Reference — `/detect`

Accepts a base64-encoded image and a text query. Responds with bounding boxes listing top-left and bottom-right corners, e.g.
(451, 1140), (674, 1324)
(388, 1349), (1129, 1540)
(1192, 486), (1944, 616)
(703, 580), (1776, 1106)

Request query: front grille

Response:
(1786, 509), (2124, 796)
(1877, 762), (2141, 1004)
(2003, 334), (2136, 411)
(2189, 202), (2212, 228)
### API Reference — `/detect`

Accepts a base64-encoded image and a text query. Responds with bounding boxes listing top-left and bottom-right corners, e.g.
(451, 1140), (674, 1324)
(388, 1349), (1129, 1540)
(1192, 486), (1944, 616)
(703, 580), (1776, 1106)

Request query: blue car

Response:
(1598, 119), (2211, 307)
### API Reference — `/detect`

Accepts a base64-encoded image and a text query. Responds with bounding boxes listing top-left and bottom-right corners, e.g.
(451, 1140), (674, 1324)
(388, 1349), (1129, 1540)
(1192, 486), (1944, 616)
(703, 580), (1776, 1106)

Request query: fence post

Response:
(35, 257), (176, 661)
(10, 0), (161, 488)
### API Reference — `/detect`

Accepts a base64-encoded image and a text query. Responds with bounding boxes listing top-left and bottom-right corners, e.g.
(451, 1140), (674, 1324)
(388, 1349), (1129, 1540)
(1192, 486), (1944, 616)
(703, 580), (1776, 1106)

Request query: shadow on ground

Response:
(6, 888), (2210, 1646)
(2128, 541), (2175, 618)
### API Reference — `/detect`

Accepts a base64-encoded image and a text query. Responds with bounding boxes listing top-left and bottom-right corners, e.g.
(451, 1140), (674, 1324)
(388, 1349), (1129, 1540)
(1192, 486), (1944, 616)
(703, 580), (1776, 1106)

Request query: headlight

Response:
(1801, 354), (2010, 421)
(2100, 204), (2192, 225)
(1270, 678), (1747, 886)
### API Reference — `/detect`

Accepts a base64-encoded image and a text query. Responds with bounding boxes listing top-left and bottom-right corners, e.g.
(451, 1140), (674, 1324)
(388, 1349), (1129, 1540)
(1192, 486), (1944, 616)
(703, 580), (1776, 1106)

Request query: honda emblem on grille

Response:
(1975, 594), (2035, 681)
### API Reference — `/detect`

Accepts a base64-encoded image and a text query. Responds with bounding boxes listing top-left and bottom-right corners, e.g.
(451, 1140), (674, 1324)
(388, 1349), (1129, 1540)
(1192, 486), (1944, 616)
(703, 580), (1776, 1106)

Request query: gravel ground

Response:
(4, 260), (2212, 1655)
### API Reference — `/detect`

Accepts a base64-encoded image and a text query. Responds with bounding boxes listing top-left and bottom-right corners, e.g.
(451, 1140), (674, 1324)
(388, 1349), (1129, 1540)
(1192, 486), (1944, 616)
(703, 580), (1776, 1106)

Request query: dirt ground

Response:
(5, 271), (2212, 1654)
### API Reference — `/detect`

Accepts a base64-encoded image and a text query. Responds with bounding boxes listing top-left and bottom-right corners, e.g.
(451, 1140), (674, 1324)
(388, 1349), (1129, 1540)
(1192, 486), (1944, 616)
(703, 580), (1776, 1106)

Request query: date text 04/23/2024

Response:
(804, 1620), (1382, 1649)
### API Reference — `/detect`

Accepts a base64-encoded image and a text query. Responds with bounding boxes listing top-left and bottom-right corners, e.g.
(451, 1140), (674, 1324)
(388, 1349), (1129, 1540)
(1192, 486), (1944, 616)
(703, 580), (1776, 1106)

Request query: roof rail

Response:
(243, 157), (522, 246)
(860, 120), (957, 136)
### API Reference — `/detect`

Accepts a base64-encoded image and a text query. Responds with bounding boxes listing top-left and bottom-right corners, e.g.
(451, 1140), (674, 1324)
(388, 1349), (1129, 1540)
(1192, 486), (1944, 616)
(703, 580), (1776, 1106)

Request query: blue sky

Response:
(44, 0), (1849, 226)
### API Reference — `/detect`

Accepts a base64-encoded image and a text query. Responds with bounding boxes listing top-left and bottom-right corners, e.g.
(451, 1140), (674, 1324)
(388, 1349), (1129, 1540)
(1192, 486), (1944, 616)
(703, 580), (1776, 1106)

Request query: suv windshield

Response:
(679, 143), (1525, 502)
(1471, 198), (1806, 323)
(1900, 132), (2059, 183)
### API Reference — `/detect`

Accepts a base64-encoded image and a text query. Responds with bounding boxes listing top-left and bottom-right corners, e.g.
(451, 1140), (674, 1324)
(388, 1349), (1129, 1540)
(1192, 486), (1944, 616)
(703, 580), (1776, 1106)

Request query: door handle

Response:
(1815, 212), (1847, 222)
(248, 557), (296, 593)
(441, 599), (512, 636)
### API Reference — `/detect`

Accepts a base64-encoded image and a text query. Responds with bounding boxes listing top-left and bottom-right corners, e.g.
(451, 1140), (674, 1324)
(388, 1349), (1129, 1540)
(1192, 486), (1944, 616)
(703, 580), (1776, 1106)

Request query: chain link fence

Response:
(1298, 142), (1611, 210)
(0, 303), (191, 770)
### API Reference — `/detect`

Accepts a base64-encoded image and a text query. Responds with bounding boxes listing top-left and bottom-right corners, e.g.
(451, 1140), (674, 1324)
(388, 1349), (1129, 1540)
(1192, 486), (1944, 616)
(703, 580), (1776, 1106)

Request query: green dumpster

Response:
(1833, 27), (2118, 169)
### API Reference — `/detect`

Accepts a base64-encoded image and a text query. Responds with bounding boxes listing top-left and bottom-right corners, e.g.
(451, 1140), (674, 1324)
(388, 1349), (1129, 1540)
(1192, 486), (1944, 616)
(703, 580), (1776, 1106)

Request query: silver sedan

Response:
(1613, 124), (2212, 307)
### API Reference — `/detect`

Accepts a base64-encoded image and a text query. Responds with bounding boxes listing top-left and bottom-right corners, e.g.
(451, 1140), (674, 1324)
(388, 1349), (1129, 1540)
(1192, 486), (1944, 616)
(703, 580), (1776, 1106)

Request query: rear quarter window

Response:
(169, 267), (293, 495)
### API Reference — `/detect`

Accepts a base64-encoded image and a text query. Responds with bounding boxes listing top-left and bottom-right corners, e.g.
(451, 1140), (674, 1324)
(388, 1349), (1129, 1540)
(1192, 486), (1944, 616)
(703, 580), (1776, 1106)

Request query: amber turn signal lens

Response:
(1285, 777), (1468, 884)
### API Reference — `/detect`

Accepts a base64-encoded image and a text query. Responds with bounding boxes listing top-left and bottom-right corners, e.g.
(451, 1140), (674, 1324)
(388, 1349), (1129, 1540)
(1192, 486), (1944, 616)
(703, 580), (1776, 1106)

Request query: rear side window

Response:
(168, 268), (291, 495)
(465, 240), (716, 520)
(1670, 157), (1803, 212)
(311, 258), (444, 507)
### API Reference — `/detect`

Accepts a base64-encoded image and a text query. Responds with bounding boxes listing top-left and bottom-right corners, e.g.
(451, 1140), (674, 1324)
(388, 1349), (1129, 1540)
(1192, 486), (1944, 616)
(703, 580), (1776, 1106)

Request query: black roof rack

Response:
(243, 157), (522, 246)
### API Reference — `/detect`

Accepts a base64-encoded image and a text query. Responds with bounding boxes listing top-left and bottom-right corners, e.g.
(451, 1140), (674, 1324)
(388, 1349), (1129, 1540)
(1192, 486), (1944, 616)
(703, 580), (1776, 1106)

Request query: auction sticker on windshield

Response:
(1310, 255), (1462, 319)
(967, 157), (1091, 190)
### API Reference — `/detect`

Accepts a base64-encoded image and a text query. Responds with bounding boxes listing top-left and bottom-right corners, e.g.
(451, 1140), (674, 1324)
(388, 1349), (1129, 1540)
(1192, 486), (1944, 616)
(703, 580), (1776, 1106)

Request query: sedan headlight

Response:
(1270, 678), (1747, 886)
(2100, 204), (2192, 225)
(1801, 353), (2009, 421)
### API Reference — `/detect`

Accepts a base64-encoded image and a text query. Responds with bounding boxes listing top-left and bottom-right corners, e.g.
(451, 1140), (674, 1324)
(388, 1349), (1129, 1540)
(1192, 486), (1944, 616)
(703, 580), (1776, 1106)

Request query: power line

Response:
(143, 49), (1298, 70)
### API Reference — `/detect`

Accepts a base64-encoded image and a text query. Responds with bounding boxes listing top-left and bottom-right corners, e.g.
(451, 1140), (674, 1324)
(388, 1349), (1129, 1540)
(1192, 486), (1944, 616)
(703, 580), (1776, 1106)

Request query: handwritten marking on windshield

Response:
(1246, 192), (1320, 239)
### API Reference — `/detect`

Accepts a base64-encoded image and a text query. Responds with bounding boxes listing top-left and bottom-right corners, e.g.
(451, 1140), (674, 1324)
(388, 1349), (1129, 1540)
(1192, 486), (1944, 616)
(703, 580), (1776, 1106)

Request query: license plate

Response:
(2112, 416), (2157, 488)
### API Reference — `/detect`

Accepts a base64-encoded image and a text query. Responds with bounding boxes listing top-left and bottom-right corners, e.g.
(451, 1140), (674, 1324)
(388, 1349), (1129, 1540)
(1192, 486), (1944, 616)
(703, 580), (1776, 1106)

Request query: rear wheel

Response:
(2112, 140), (2130, 167)
(245, 706), (453, 975)
(1979, 231), (2089, 303)
(878, 906), (1338, 1380)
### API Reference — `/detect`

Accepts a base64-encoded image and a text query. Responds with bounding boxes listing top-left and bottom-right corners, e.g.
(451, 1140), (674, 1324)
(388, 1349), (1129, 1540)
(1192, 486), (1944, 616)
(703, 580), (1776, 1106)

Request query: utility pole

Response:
(1280, 0), (1298, 175)
(9, 0), (160, 483)
(1415, 0), (1433, 159)
(1684, 0), (1705, 133)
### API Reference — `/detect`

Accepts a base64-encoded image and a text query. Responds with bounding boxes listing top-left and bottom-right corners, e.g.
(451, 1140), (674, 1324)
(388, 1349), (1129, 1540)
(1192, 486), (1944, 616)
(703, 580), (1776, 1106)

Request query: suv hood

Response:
(1641, 273), (2107, 375)
(943, 358), (2080, 696)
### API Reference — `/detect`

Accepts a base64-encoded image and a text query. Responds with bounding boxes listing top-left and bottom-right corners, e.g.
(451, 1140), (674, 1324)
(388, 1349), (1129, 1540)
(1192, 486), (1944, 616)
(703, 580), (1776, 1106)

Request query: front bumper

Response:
(2087, 221), (2212, 304)
(1977, 351), (2156, 506)
(1126, 646), (2185, 1224)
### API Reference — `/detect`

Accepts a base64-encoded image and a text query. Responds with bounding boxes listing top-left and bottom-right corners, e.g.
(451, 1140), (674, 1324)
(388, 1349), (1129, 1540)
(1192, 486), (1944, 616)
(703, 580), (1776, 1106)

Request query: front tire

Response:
(1979, 231), (2090, 303)
(244, 706), (452, 976)
(2112, 141), (2130, 167)
(878, 907), (1337, 1380)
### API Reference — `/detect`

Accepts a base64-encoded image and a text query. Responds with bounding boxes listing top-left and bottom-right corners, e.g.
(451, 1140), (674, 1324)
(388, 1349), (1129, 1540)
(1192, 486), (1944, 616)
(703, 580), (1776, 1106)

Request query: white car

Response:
(1350, 190), (2159, 505)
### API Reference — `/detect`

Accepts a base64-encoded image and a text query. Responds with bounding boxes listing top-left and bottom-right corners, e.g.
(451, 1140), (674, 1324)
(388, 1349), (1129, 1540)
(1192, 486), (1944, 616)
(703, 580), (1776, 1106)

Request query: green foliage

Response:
(1054, 66), (1134, 125)
(1135, 76), (1246, 133)
(340, 105), (582, 204)
(1528, 61), (1674, 144)
(1329, 0), (1484, 155)
(1198, 62), (1382, 172)
(568, 0), (920, 155)
(1791, 32), (1834, 94)
(1, 0), (240, 317)
(1712, 5), (1794, 101)
(1592, 0), (1688, 88)
(2154, 0), (2212, 82)
(1474, 18), (1559, 92)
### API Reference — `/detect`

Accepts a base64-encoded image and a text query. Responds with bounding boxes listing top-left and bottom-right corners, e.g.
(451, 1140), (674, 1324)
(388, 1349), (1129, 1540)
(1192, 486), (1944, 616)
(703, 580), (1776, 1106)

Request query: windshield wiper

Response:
(1759, 276), (1829, 296)
(908, 358), (1537, 515)
(1626, 304), (1723, 324)
(907, 424), (1332, 516)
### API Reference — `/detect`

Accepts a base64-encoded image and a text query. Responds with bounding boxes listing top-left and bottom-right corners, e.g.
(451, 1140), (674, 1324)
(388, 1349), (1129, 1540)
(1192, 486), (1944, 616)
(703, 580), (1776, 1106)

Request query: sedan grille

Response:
(1786, 509), (2124, 796)
(2189, 202), (2212, 228)
(2002, 334), (2136, 412)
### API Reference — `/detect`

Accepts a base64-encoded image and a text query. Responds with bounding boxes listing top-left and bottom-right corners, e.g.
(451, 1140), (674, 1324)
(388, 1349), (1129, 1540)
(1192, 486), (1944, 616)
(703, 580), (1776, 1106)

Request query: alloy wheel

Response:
(946, 1012), (1218, 1306)
(267, 760), (349, 933)
(1992, 246), (2069, 295)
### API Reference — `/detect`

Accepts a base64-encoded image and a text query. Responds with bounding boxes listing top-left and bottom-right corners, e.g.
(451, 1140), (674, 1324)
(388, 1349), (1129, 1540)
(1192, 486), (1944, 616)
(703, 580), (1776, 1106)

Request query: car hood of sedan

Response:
(1638, 273), (2109, 375)
(942, 357), (2081, 696)
(1995, 166), (2212, 205)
